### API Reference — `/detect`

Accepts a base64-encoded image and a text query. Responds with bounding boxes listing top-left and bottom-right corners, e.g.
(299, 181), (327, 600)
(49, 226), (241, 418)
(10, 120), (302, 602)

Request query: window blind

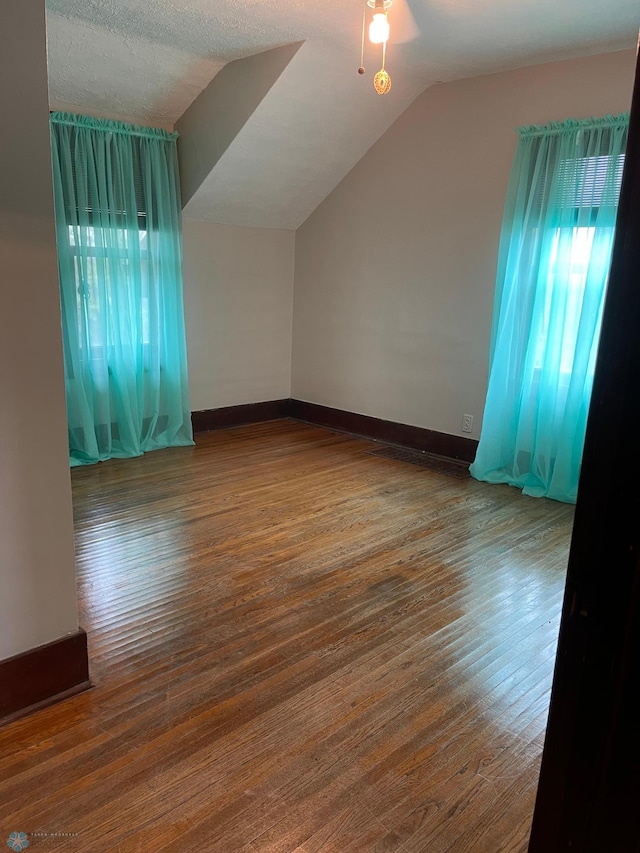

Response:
(554, 154), (626, 209)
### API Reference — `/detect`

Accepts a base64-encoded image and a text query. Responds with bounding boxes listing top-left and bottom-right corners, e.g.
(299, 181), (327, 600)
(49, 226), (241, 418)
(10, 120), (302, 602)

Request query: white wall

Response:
(0, 1), (79, 659)
(182, 220), (295, 410)
(292, 49), (636, 439)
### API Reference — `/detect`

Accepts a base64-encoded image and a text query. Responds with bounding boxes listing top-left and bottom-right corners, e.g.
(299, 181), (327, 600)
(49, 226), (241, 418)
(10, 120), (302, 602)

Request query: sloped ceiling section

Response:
(178, 43), (305, 211)
(180, 39), (431, 229)
(46, 0), (639, 228)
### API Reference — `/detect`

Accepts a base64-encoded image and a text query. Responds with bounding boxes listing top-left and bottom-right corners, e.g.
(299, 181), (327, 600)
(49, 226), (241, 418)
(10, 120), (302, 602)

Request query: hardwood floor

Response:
(0, 420), (575, 852)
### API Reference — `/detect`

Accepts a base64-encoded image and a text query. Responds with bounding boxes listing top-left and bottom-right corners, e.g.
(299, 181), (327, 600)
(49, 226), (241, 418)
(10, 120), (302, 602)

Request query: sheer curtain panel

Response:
(50, 113), (194, 465)
(470, 114), (628, 502)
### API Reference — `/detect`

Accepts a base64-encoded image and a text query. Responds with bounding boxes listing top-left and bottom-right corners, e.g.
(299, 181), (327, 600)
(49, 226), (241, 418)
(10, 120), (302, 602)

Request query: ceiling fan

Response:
(358, 0), (420, 94)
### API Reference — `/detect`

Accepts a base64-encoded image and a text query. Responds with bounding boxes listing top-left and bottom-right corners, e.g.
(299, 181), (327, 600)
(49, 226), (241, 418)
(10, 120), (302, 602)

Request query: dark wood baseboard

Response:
(191, 399), (291, 434)
(191, 398), (477, 463)
(289, 399), (478, 463)
(0, 629), (90, 724)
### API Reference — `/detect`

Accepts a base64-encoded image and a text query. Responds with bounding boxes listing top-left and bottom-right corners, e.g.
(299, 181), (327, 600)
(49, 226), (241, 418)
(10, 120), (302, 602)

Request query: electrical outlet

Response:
(462, 414), (473, 433)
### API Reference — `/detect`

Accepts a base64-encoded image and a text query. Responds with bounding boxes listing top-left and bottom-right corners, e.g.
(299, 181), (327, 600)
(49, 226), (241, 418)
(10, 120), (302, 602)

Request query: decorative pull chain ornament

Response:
(373, 68), (391, 95)
(358, 0), (393, 95)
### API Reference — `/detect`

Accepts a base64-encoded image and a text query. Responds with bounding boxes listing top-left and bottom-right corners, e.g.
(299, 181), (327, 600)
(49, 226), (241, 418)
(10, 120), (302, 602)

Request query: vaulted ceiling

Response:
(46, 0), (639, 228)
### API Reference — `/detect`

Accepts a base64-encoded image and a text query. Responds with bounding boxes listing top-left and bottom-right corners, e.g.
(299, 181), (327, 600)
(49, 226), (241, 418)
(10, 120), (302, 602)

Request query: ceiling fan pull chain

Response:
(374, 39), (392, 94)
(358, 0), (366, 74)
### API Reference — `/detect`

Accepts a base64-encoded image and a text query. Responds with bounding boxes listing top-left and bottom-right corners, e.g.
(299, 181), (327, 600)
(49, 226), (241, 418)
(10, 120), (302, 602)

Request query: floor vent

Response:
(369, 445), (471, 479)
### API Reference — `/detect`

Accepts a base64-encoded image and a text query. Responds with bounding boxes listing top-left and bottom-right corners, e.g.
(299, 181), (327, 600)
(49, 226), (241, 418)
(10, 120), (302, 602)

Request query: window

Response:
(51, 112), (193, 465)
(533, 225), (612, 376)
(471, 115), (628, 502)
(533, 153), (625, 376)
(67, 225), (152, 363)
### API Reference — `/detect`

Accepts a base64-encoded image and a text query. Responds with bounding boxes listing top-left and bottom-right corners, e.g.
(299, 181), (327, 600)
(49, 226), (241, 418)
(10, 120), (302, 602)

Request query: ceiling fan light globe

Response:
(369, 12), (390, 44)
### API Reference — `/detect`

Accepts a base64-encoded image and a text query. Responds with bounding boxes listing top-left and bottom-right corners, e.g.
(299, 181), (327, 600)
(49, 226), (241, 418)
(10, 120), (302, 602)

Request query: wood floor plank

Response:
(0, 420), (574, 852)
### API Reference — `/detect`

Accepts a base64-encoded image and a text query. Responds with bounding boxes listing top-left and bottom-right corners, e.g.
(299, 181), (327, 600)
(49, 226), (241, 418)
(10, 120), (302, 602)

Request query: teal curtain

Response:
(470, 114), (628, 503)
(50, 113), (194, 466)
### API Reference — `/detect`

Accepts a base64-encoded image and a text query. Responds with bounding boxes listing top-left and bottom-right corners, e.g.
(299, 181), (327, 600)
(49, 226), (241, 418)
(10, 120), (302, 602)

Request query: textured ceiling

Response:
(46, 0), (639, 227)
